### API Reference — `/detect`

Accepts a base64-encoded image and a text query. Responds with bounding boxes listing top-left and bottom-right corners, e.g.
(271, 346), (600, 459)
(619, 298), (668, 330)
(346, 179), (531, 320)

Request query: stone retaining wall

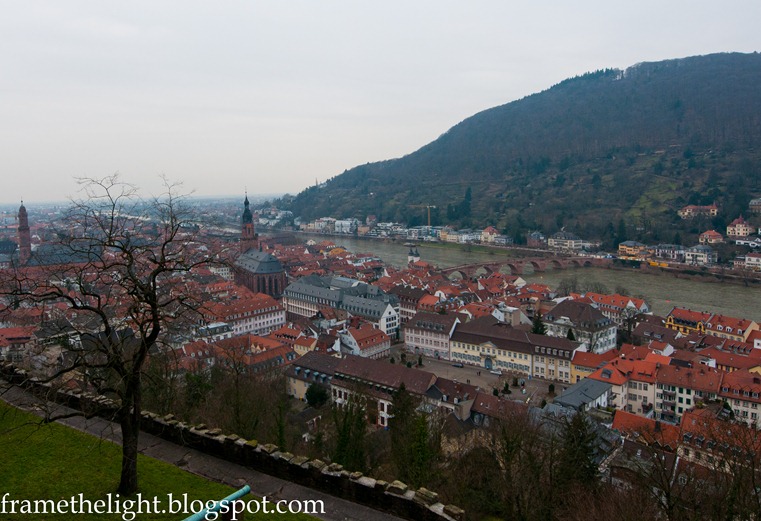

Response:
(0, 363), (464, 521)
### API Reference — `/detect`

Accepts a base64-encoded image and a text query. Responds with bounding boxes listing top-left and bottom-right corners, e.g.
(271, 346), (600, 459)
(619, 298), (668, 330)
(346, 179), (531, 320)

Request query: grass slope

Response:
(0, 402), (313, 520)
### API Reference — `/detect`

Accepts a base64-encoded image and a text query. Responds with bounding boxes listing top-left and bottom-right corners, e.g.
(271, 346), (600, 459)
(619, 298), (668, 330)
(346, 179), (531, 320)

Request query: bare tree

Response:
(0, 174), (224, 495)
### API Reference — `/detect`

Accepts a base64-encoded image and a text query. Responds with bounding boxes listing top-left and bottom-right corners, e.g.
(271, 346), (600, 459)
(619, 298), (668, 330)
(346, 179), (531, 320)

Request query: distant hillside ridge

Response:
(285, 52), (761, 246)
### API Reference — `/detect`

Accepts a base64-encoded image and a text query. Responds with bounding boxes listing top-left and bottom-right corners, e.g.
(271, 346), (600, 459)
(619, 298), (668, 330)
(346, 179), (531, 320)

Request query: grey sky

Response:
(2, 1), (760, 205)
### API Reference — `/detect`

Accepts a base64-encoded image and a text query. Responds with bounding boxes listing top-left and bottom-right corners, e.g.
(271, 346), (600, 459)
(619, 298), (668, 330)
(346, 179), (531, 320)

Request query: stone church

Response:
(233, 195), (287, 298)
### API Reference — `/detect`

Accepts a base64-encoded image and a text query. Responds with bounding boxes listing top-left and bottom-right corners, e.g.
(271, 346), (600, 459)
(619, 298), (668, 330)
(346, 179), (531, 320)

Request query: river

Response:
(303, 234), (761, 322)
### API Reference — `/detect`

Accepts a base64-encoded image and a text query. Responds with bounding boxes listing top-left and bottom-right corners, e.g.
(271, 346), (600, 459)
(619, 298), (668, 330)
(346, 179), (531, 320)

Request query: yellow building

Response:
(284, 351), (340, 401)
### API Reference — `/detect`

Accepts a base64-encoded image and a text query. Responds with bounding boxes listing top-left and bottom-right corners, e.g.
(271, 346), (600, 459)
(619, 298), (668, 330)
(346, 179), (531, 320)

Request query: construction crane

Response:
(410, 204), (437, 227)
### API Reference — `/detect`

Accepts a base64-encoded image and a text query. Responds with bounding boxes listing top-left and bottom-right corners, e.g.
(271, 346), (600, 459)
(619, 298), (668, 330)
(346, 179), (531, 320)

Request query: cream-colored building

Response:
(449, 316), (579, 383)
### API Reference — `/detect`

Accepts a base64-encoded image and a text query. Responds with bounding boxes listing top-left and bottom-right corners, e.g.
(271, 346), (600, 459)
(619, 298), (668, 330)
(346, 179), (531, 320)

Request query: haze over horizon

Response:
(2, 1), (760, 205)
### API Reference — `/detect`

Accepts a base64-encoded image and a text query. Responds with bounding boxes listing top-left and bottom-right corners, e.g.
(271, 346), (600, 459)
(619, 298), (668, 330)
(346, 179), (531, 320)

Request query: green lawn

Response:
(0, 402), (315, 520)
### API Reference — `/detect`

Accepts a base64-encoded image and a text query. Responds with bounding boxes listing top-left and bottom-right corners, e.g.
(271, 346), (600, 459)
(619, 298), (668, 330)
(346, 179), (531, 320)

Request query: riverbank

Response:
(294, 231), (545, 258)
(610, 260), (761, 287)
(295, 231), (761, 286)
(288, 233), (761, 321)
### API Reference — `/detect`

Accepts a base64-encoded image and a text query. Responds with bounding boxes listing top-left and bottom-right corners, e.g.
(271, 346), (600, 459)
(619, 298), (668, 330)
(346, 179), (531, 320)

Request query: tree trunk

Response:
(118, 377), (142, 495)
(118, 412), (139, 495)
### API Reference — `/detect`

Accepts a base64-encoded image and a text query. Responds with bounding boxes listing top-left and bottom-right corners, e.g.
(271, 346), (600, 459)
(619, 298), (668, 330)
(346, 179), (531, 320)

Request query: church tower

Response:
(17, 200), (31, 265)
(240, 194), (258, 253)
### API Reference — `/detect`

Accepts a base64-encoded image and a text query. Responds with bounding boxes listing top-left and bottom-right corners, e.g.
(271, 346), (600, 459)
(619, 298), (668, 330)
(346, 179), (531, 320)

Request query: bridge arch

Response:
(447, 270), (468, 281)
(528, 260), (545, 273)
(474, 266), (493, 277)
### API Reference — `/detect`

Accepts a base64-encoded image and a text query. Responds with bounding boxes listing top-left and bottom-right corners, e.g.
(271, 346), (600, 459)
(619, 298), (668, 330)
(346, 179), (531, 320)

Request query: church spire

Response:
(18, 200), (31, 265)
(240, 193), (257, 253)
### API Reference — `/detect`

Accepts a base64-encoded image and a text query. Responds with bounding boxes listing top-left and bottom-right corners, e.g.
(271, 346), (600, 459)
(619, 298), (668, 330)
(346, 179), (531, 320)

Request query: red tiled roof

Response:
(612, 410), (680, 449)
(348, 324), (389, 347)
(470, 391), (524, 420)
(668, 307), (712, 324)
(588, 364), (629, 386)
(572, 350), (618, 369)
(700, 346), (761, 370)
(719, 369), (761, 402)
(655, 364), (723, 393)
(585, 292), (647, 311)
(705, 314), (756, 336)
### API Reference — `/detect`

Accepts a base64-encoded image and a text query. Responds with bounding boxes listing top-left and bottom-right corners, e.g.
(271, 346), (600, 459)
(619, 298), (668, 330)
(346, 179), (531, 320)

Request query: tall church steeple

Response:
(17, 200), (31, 265)
(240, 193), (258, 253)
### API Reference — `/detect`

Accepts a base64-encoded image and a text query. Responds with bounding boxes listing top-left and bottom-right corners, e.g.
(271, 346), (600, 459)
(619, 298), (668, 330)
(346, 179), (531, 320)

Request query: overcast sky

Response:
(2, 1), (760, 205)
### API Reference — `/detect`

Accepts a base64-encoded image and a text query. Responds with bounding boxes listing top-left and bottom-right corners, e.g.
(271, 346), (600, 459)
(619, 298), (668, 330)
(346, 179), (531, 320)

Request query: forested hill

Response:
(284, 52), (761, 245)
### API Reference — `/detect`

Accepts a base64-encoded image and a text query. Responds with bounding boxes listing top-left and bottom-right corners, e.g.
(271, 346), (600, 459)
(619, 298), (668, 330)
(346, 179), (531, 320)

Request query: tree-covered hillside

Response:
(285, 53), (761, 245)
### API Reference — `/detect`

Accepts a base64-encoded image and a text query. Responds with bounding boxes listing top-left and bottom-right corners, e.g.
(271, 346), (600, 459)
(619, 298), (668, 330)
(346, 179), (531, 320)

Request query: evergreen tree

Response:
(566, 328), (576, 341)
(390, 383), (415, 473)
(305, 383), (330, 408)
(616, 218), (628, 245)
(390, 383), (439, 487)
(333, 399), (367, 471)
(407, 414), (435, 487)
(557, 410), (598, 491)
(531, 313), (547, 335)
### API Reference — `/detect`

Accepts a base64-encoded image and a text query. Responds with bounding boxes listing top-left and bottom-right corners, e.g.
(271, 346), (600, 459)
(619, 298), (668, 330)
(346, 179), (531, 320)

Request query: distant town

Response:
(2, 193), (761, 519)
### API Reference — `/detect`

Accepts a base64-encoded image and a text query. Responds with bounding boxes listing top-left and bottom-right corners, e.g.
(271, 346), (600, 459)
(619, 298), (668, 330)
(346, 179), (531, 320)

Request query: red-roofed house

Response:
(655, 364), (723, 424)
(571, 349), (619, 382)
(666, 307), (758, 343)
(340, 324), (391, 359)
(612, 410), (680, 450)
(583, 292), (650, 327)
(213, 334), (296, 373)
(699, 230), (724, 245)
(699, 346), (761, 373)
(718, 369), (761, 427)
(417, 293), (443, 313)
(293, 336), (318, 357)
(203, 292), (285, 336)
(678, 204), (719, 219)
(665, 307), (712, 336)
(727, 216), (753, 238)
(588, 362), (630, 409)
(704, 314), (758, 342)
(679, 407), (761, 469)
(0, 326), (37, 364)
(480, 226), (500, 243)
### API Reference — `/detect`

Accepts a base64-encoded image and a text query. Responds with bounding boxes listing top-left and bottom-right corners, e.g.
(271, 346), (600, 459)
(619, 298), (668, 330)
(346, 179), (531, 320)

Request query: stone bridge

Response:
(440, 256), (610, 278)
